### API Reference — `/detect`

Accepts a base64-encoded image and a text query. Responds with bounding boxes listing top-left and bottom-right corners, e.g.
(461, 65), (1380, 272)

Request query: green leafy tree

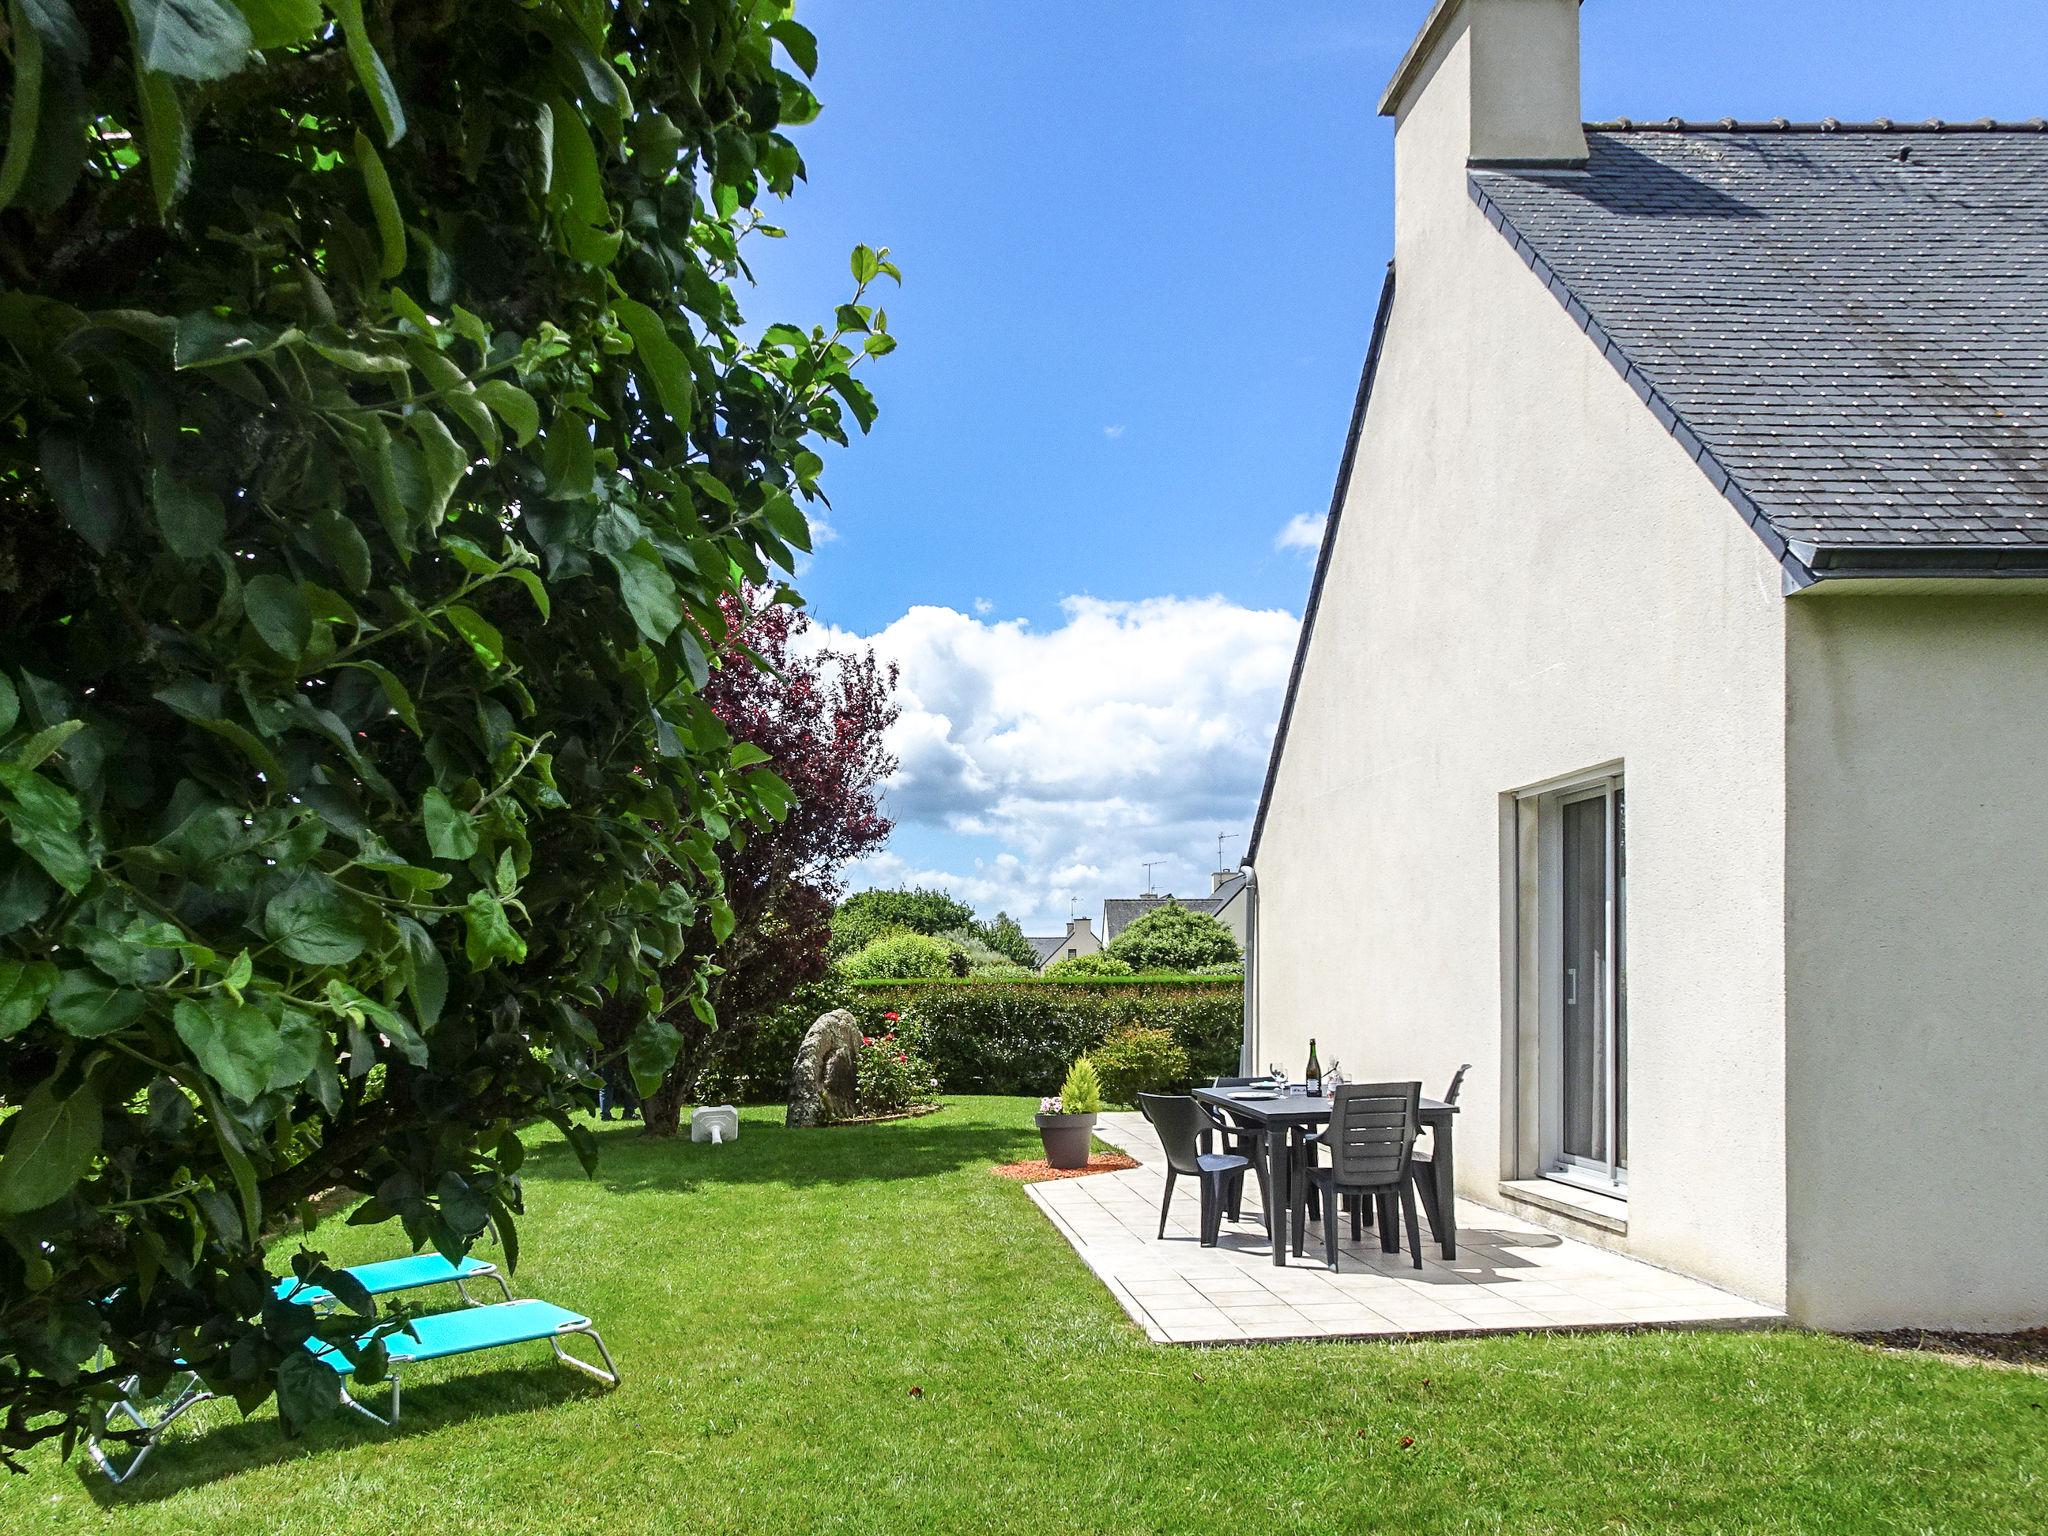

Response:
(828, 886), (975, 957)
(979, 912), (1037, 969)
(1105, 904), (1241, 974)
(0, 0), (891, 1462)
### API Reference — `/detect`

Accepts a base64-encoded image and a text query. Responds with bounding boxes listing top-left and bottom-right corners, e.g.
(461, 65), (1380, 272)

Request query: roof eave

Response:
(1796, 543), (2048, 581)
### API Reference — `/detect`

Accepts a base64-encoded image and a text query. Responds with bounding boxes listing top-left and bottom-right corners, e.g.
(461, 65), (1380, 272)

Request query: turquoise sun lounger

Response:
(87, 1253), (512, 1484)
(313, 1298), (619, 1425)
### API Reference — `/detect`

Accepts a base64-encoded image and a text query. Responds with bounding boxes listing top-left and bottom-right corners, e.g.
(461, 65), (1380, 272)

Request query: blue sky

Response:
(745, 0), (2048, 934)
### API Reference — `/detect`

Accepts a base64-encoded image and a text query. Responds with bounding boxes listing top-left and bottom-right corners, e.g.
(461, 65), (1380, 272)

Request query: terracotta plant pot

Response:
(1035, 1110), (1098, 1170)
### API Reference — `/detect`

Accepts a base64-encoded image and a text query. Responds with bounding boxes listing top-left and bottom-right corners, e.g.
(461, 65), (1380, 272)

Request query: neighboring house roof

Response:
(1209, 872), (1249, 906)
(1103, 894), (1228, 943)
(1470, 121), (2048, 585)
(1024, 934), (1066, 967)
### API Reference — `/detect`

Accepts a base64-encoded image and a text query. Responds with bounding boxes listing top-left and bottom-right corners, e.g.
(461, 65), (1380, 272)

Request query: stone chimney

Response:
(1379, 0), (1586, 169)
(1065, 916), (1093, 940)
(1211, 869), (1236, 894)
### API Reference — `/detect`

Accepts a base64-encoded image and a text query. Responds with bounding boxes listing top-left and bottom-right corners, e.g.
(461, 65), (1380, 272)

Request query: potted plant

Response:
(1035, 1056), (1102, 1169)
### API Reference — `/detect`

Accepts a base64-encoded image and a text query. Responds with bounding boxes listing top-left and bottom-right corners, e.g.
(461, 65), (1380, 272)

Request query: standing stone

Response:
(787, 1009), (862, 1127)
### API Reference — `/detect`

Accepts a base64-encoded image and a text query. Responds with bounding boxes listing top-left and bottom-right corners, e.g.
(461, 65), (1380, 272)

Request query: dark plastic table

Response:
(1193, 1084), (1459, 1266)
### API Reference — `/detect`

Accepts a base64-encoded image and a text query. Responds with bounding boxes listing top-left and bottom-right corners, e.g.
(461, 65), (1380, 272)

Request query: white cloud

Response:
(1102, 424), (1127, 439)
(805, 596), (1299, 932)
(1275, 511), (1325, 556)
(973, 597), (993, 615)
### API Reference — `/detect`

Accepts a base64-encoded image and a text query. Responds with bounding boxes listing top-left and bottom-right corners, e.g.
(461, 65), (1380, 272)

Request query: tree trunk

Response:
(640, 1077), (687, 1138)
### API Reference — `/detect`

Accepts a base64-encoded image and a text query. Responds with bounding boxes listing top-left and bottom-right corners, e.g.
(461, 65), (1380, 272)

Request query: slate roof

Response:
(1103, 895), (1227, 943)
(1024, 934), (1066, 967)
(1470, 122), (2048, 583)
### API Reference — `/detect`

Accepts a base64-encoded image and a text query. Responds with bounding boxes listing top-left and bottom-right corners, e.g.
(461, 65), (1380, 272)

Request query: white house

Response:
(1025, 916), (1101, 972)
(1242, 0), (2048, 1331)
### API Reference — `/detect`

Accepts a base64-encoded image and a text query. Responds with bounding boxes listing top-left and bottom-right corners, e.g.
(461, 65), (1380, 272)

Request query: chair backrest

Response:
(1444, 1063), (1473, 1105)
(1138, 1094), (1216, 1176)
(1324, 1081), (1421, 1187)
(1212, 1075), (1261, 1088)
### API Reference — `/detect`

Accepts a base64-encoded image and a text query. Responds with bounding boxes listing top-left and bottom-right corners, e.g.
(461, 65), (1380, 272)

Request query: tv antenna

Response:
(1216, 831), (1238, 871)
(1142, 861), (1160, 895)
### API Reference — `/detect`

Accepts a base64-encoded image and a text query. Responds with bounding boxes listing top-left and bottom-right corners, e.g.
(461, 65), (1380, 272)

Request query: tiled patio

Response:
(1026, 1112), (1782, 1344)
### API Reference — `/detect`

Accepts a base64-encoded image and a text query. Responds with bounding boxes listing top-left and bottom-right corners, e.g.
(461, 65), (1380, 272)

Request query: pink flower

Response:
(883, 1011), (900, 1022)
(862, 1036), (873, 1046)
(897, 1053), (908, 1063)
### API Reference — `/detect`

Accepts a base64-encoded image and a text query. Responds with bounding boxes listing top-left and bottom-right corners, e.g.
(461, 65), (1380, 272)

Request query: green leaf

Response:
(264, 874), (368, 966)
(354, 129), (405, 279)
(0, 674), (16, 736)
(311, 508), (372, 594)
(244, 573), (312, 659)
(541, 416), (596, 500)
(0, 958), (57, 1038)
(40, 429), (124, 554)
(626, 1012), (682, 1098)
(173, 995), (280, 1102)
(150, 469), (224, 558)
(329, 0), (403, 145)
(508, 568), (551, 622)
(323, 979), (427, 1065)
(767, 17), (818, 77)
(133, 56), (190, 214)
(0, 760), (91, 894)
(729, 742), (771, 769)
(758, 487), (811, 552)
(398, 916), (445, 1028)
(0, 1078), (101, 1214)
(173, 312), (292, 368)
(46, 970), (146, 1036)
(339, 659), (418, 732)
(407, 410), (467, 527)
(18, 0), (86, 57)
(476, 380), (539, 447)
(12, 718), (83, 770)
(275, 1344), (341, 1432)
(420, 787), (478, 860)
(0, 9), (47, 213)
(461, 889), (525, 970)
(608, 543), (681, 643)
(231, 0), (319, 48)
(612, 297), (695, 427)
(125, 0), (252, 81)
(444, 604), (504, 670)
(850, 244), (880, 284)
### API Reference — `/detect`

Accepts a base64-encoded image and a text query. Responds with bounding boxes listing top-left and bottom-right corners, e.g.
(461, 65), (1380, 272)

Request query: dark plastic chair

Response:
(1138, 1094), (1261, 1247)
(1299, 1081), (1424, 1271)
(1405, 1063), (1471, 1239)
(1213, 1075), (1326, 1230)
(1205, 1075), (1275, 1217)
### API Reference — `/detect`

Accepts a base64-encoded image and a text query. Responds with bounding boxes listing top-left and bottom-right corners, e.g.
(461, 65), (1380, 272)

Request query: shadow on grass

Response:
(78, 1363), (603, 1507)
(525, 1108), (1041, 1198)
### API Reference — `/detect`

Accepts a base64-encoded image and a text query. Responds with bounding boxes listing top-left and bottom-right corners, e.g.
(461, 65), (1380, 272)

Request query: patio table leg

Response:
(1431, 1115), (1457, 1259)
(1264, 1125), (1290, 1267)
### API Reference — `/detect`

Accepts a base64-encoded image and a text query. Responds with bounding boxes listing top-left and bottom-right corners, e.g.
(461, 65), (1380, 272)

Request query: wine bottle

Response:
(1304, 1037), (1321, 1086)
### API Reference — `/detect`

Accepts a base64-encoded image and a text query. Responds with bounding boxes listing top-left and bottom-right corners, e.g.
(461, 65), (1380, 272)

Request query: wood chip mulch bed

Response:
(1847, 1325), (2048, 1373)
(992, 1153), (1140, 1183)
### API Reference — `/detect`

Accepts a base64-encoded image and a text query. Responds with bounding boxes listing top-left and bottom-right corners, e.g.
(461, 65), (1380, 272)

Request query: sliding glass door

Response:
(1554, 782), (1626, 1191)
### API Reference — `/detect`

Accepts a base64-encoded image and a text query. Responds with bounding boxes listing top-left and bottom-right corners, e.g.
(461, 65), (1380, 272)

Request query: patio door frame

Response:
(1516, 765), (1628, 1199)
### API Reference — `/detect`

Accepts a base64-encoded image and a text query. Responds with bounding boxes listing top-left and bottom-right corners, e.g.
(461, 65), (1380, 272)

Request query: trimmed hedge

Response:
(846, 978), (1244, 1096)
(691, 977), (1247, 1103)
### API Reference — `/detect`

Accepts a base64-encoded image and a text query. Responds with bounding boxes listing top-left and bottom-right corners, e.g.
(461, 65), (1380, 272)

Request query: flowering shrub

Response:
(855, 1026), (940, 1116)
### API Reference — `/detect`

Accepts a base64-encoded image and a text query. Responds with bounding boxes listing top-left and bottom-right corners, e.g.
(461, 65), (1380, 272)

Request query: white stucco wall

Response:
(1784, 593), (2048, 1330)
(1250, 20), (1791, 1304)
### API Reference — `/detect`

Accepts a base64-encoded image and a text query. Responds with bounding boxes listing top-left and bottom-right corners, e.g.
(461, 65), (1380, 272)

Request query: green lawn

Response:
(4, 1098), (2043, 1534)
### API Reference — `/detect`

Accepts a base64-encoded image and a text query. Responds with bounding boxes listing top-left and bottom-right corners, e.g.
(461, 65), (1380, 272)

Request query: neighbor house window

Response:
(1521, 772), (1628, 1196)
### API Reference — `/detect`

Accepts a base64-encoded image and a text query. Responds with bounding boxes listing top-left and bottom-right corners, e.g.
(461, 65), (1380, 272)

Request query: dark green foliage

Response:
(844, 980), (1244, 1095)
(828, 886), (974, 957)
(1105, 902), (1241, 973)
(1089, 1026), (1191, 1108)
(0, 0), (889, 1460)
(978, 912), (1036, 969)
